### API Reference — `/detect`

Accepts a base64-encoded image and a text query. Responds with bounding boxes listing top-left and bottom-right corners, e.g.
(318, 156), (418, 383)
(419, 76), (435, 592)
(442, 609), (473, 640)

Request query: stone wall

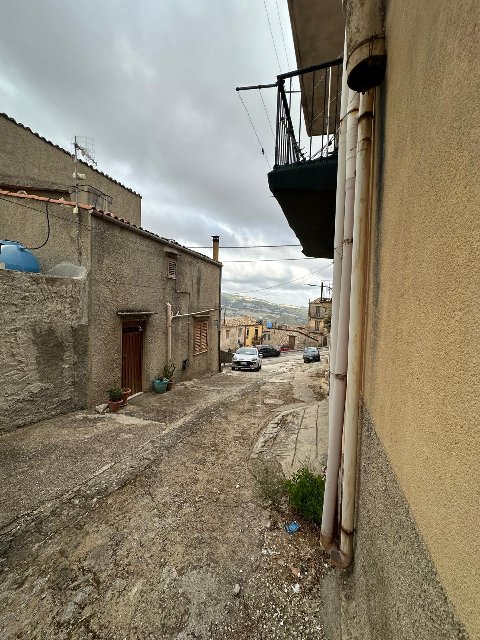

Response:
(0, 270), (89, 432)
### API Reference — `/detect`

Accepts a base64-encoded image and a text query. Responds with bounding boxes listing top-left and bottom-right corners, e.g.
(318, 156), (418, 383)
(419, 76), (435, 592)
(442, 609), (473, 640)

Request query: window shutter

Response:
(194, 319), (208, 354)
(167, 260), (177, 279)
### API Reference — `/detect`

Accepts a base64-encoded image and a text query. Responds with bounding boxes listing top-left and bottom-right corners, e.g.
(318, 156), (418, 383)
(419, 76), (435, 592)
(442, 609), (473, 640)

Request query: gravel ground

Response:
(0, 352), (332, 639)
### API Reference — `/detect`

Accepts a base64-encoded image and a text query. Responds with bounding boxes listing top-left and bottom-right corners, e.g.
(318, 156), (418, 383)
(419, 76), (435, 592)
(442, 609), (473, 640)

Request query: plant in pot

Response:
(107, 387), (124, 412)
(121, 387), (131, 406)
(153, 375), (168, 394)
(162, 361), (176, 391)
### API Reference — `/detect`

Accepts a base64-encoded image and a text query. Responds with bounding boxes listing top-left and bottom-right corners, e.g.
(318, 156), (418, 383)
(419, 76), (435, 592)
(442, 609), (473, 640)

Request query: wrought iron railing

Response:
(274, 58), (343, 167)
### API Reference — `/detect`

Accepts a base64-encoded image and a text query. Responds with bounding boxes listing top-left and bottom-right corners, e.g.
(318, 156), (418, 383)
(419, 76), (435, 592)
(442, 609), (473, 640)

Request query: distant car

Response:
(257, 345), (281, 358)
(303, 347), (320, 363)
(231, 347), (262, 371)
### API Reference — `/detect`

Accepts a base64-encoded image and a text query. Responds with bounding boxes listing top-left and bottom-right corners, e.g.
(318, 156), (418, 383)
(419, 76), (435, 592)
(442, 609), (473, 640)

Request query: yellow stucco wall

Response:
(364, 1), (480, 636)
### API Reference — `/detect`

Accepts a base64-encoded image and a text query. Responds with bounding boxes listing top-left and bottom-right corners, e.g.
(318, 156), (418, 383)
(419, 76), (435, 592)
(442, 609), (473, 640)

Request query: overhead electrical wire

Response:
(186, 243), (301, 249)
(222, 257), (318, 263)
(237, 91), (272, 169)
(26, 201), (51, 250)
(229, 261), (334, 295)
(263, 0), (282, 73)
(275, 0), (291, 69)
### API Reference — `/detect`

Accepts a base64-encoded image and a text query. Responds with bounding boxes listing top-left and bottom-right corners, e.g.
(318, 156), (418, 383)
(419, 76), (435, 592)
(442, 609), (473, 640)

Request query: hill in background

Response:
(222, 293), (308, 326)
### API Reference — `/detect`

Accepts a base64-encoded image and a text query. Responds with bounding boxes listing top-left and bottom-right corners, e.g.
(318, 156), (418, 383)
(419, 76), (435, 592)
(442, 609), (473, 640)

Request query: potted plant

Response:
(152, 376), (169, 394)
(107, 387), (123, 412)
(121, 387), (131, 406)
(162, 361), (176, 391)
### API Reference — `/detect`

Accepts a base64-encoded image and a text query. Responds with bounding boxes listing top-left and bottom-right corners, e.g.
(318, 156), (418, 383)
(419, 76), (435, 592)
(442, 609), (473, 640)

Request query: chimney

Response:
(212, 235), (219, 261)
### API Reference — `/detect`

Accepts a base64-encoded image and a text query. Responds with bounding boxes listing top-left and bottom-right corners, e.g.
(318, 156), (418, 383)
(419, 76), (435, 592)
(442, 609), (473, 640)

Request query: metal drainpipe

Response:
(330, 89), (375, 568)
(321, 87), (360, 551)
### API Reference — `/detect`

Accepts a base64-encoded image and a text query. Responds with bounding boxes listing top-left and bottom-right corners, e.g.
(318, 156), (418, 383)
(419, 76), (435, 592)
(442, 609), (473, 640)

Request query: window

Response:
(167, 260), (177, 279)
(254, 328), (259, 338)
(315, 306), (322, 318)
(315, 320), (321, 331)
(246, 328), (250, 337)
(194, 319), (208, 354)
(238, 328), (242, 338)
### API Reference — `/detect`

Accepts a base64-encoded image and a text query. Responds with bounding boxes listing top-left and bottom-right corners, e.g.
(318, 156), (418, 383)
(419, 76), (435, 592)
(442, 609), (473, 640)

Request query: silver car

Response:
(231, 347), (262, 371)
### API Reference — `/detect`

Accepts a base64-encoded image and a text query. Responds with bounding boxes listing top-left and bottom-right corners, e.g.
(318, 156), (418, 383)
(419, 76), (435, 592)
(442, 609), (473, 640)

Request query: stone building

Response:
(220, 316), (263, 351)
(257, 0), (479, 638)
(0, 116), (221, 432)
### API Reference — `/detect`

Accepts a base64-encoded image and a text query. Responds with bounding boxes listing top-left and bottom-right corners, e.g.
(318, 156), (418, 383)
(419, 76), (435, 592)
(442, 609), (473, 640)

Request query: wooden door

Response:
(122, 320), (145, 394)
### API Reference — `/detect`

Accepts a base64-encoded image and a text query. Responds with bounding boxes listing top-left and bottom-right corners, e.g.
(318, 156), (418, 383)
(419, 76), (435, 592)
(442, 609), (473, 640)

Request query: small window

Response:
(194, 319), (208, 355)
(238, 328), (242, 338)
(315, 306), (322, 318)
(246, 328), (250, 337)
(315, 320), (321, 331)
(167, 260), (177, 279)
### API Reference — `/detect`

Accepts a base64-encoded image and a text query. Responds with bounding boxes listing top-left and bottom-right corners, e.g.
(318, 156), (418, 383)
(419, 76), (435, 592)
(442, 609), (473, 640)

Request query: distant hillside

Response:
(222, 293), (308, 326)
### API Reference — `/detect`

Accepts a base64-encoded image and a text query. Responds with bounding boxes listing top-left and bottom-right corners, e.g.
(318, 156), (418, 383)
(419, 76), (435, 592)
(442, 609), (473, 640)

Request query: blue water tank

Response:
(266, 321), (273, 329)
(0, 240), (40, 273)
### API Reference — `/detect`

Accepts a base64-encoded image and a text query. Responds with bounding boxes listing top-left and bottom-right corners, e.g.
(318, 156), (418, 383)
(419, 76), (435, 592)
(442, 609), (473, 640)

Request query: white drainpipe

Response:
(321, 88), (360, 550)
(330, 89), (375, 568)
(166, 302), (172, 363)
(328, 42), (348, 381)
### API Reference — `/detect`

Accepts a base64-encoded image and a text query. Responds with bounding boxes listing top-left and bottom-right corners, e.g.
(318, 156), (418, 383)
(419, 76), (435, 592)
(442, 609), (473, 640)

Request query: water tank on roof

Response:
(0, 240), (40, 273)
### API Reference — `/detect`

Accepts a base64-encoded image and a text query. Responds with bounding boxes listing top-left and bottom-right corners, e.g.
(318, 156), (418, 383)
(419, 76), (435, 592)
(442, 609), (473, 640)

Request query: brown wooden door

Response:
(122, 320), (145, 394)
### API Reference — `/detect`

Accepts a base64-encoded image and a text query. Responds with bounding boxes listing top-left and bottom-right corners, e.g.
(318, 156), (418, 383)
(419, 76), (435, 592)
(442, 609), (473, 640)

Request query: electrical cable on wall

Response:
(26, 201), (51, 250)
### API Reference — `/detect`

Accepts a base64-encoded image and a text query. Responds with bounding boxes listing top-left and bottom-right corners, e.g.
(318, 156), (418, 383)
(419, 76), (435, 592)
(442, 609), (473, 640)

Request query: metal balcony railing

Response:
(274, 58), (343, 167)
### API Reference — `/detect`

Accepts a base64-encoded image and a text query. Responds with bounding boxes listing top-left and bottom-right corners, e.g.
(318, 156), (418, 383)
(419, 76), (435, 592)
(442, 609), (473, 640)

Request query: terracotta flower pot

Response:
(121, 387), (132, 406)
(108, 400), (123, 413)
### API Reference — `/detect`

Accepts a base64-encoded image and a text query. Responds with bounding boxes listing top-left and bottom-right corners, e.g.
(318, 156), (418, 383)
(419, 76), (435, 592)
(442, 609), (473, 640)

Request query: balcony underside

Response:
(268, 155), (338, 258)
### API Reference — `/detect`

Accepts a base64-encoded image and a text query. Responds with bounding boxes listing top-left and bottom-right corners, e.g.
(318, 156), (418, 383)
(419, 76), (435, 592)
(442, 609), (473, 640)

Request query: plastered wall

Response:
(89, 216), (221, 404)
(361, 0), (480, 636)
(0, 270), (89, 431)
(0, 115), (141, 225)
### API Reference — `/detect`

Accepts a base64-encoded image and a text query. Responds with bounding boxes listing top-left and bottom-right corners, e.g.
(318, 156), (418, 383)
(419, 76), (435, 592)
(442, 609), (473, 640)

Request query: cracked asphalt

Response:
(0, 351), (332, 639)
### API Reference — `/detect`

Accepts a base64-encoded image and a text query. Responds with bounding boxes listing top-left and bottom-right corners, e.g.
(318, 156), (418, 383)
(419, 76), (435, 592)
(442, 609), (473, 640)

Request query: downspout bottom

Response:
(320, 531), (334, 552)
(329, 544), (353, 569)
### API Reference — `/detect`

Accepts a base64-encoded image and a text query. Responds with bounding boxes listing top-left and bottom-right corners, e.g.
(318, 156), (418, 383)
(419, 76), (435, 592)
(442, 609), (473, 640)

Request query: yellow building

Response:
(258, 1), (480, 638)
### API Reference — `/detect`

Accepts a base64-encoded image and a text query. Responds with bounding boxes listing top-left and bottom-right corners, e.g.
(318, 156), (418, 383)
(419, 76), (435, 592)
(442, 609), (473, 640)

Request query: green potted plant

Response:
(162, 361), (176, 391)
(107, 387), (123, 412)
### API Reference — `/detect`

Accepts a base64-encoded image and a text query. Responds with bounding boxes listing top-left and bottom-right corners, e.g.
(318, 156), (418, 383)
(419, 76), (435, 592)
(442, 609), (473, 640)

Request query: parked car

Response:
(303, 346), (321, 363)
(257, 345), (281, 358)
(231, 347), (262, 371)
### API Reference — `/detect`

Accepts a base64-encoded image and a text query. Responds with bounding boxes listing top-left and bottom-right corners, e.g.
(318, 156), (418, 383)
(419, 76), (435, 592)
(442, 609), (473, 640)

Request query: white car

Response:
(231, 347), (262, 371)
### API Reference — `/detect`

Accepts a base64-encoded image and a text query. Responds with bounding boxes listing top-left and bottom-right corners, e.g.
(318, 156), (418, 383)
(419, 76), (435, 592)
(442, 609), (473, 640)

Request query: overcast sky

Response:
(0, 0), (332, 307)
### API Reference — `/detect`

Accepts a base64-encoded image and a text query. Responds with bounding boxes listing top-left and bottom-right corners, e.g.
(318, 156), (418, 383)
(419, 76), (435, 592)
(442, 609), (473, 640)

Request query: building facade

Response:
(262, 1), (479, 638)
(0, 116), (221, 431)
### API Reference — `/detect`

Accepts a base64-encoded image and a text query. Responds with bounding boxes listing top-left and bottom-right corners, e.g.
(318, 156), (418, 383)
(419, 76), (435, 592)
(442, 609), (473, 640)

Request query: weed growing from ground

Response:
(284, 467), (325, 525)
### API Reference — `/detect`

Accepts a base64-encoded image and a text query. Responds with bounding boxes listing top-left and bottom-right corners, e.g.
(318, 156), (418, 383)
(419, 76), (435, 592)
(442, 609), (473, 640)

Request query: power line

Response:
(229, 262), (334, 295)
(275, 0), (291, 69)
(259, 88), (275, 141)
(223, 257), (318, 263)
(186, 244), (301, 249)
(264, 0), (282, 73)
(237, 91), (271, 169)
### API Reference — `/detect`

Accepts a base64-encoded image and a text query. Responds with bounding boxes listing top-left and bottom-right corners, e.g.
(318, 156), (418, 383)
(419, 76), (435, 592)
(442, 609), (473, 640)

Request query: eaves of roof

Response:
(0, 190), (221, 267)
(0, 113), (141, 198)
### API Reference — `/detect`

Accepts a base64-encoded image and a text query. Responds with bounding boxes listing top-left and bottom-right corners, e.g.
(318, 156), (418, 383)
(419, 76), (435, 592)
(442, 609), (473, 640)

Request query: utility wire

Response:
(26, 201), (51, 250)
(237, 92), (272, 169)
(275, 0), (291, 69)
(186, 244), (301, 249)
(223, 257), (318, 263)
(230, 262), (334, 295)
(259, 88), (275, 141)
(264, 0), (282, 73)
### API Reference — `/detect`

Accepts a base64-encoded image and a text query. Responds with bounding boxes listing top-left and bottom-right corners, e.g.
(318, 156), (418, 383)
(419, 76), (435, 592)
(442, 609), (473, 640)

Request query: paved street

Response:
(0, 350), (331, 639)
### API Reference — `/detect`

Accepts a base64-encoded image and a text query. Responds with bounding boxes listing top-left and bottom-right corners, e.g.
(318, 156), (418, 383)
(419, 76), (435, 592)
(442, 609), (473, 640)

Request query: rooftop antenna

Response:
(72, 135), (96, 213)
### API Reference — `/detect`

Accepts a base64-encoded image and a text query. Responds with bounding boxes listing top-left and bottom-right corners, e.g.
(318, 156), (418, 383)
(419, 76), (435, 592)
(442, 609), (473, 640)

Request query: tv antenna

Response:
(72, 135), (96, 213)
